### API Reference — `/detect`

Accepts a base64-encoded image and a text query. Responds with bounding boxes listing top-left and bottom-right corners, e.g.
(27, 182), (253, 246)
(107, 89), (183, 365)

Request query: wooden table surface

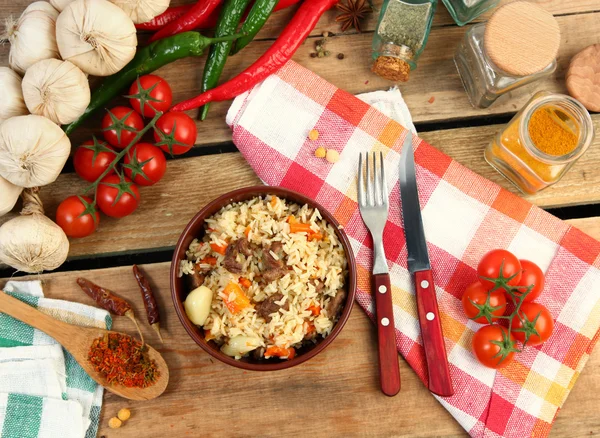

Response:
(1, 0), (600, 436)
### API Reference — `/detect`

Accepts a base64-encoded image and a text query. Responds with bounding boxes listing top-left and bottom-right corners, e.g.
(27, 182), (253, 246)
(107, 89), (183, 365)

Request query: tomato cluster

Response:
(56, 75), (197, 238)
(463, 249), (554, 369)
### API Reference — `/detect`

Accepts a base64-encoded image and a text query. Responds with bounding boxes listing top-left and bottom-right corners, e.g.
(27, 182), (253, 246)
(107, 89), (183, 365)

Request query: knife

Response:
(399, 131), (454, 397)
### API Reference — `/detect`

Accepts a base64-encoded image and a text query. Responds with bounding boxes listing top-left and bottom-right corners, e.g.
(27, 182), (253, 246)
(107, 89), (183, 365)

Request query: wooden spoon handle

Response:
(0, 290), (73, 345)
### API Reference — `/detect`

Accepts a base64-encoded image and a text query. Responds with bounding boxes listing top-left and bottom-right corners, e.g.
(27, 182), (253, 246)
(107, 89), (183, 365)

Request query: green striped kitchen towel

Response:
(0, 281), (112, 438)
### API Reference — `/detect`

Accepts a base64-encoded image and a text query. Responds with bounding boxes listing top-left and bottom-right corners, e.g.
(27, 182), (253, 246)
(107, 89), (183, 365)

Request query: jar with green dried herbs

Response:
(371, 0), (437, 82)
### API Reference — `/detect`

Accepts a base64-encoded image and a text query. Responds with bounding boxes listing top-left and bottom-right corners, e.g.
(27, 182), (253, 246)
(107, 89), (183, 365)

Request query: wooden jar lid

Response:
(567, 44), (600, 112)
(484, 1), (560, 76)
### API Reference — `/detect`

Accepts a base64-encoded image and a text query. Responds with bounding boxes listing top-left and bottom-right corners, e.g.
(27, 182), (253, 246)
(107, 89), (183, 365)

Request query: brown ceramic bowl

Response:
(170, 186), (357, 371)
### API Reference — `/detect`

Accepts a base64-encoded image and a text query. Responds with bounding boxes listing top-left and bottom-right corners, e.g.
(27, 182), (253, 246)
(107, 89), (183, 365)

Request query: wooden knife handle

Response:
(414, 270), (454, 397)
(373, 273), (401, 397)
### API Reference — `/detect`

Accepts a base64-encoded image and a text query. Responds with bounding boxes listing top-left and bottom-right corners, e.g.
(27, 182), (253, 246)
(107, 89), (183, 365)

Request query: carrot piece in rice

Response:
(244, 225), (251, 238)
(199, 256), (217, 265)
(210, 242), (228, 255)
(223, 282), (252, 314)
(239, 277), (252, 288)
(270, 196), (278, 207)
(265, 346), (295, 359)
(290, 223), (312, 234)
(307, 304), (321, 316)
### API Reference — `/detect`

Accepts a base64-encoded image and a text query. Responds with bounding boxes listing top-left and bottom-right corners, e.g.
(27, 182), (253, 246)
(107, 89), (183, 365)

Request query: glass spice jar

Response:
(485, 92), (594, 194)
(454, 2), (561, 108)
(441, 0), (498, 26)
(371, 0), (437, 82)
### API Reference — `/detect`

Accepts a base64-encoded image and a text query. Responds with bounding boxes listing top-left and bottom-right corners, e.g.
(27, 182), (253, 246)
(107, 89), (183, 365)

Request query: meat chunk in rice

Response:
(186, 264), (206, 290)
(261, 241), (288, 282)
(223, 237), (253, 274)
(325, 289), (347, 320)
(255, 292), (289, 322)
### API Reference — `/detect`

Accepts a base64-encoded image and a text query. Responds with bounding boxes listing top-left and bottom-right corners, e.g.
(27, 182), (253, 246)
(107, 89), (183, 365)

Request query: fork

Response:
(358, 152), (401, 397)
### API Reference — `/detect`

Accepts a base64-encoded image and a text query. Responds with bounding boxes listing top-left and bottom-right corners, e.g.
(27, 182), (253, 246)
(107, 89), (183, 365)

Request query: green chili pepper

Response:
(231, 0), (280, 55)
(63, 31), (240, 136)
(199, 0), (252, 121)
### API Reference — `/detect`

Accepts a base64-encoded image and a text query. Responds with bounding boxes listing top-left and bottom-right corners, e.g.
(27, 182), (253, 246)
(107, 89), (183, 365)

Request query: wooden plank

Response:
(1, 8), (599, 147)
(2, 123), (600, 264)
(0, 262), (597, 437)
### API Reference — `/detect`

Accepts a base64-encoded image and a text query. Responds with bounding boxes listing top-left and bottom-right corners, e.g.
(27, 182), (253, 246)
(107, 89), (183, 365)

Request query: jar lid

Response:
(566, 44), (600, 112)
(484, 1), (560, 76)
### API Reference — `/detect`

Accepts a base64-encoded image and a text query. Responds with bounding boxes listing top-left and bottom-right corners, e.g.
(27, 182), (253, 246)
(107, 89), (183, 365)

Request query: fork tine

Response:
(373, 152), (381, 206)
(380, 151), (388, 203)
(358, 153), (364, 206)
(366, 153), (373, 206)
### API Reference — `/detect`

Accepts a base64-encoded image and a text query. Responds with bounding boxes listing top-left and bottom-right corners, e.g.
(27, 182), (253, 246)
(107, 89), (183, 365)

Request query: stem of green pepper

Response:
(82, 112), (163, 198)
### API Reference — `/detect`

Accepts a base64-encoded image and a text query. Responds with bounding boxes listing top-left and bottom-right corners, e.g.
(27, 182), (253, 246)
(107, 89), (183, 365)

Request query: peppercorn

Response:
(118, 408), (131, 421)
(315, 147), (327, 158)
(310, 52), (317, 58)
(337, 53), (345, 60)
(308, 129), (319, 140)
(109, 417), (122, 429)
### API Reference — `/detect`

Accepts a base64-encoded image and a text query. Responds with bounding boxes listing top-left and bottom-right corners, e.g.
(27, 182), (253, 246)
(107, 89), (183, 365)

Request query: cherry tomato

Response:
(462, 281), (507, 324)
(511, 302), (554, 346)
(477, 249), (522, 291)
(55, 195), (99, 238)
(73, 138), (117, 182)
(153, 111), (197, 155)
(472, 325), (517, 369)
(102, 106), (144, 149)
(128, 75), (173, 117)
(514, 260), (545, 302)
(96, 174), (140, 218)
(123, 142), (167, 186)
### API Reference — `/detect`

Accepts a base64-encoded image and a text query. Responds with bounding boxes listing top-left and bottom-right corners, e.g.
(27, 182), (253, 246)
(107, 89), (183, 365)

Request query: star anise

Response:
(336, 0), (372, 33)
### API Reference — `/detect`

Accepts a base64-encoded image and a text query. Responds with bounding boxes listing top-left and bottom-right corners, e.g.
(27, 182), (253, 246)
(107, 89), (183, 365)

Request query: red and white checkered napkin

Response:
(226, 61), (600, 437)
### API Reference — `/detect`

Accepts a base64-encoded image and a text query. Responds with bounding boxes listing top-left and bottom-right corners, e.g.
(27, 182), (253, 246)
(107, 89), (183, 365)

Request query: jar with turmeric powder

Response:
(485, 92), (594, 194)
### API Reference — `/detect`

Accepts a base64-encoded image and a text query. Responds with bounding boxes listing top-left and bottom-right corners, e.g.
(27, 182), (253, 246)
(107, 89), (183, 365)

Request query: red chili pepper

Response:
(135, 5), (192, 31)
(171, 0), (336, 112)
(150, 0), (223, 42)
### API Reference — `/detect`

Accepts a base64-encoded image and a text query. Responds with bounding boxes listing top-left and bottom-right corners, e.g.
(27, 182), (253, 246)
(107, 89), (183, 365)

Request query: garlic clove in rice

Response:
(0, 115), (71, 188)
(184, 286), (214, 326)
(22, 59), (91, 125)
(0, 67), (28, 125)
(56, 0), (137, 77)
(4, 2), (60, 75)
(220, 336), (262, 358)
(49, 0), (76, 12)
(0, 188), (69, 273)
(110, 0), (170, 24)
(0, 175), (23, 217)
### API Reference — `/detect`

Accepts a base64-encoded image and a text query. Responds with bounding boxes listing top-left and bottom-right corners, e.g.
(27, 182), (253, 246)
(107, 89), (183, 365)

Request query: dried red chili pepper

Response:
(76, 277), (144, 343)
(135, 4), (192, 31)
(132, 265), (163, 343)
(171, 0), (337, 112)
(89, 333), (160, 388)
(150, 0), (223, 42)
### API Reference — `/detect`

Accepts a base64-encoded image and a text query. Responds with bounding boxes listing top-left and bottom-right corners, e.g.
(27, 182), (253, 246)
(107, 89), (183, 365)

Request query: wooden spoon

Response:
(0, 290), (169, 401)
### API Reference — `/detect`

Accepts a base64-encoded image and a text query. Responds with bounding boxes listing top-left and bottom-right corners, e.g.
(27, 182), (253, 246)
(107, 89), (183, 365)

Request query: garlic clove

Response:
(5, 1), (60, 75)
(0, 175), (23, 217)
(0, 67), (28, 125)
(56, 0), (137, 77)
(50, 0), (76, 12)
(110, 0), (170, 24)
(0, 115), (71, 188)
(22, 59), (91, 125)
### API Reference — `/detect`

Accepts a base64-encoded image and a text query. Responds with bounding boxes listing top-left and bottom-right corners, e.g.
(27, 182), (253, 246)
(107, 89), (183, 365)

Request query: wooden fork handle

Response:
(414, 270), (454, 397)
(373, 273), (401, 397)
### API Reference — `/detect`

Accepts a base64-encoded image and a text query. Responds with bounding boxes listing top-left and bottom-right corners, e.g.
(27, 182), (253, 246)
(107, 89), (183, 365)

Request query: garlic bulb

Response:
(0, 67), (28, 124)
(110, 0), (170, 24)
(4, 2), (60, 75)
(56, 0), (137, 76)
(49, 0), (76, 12)
(22, 59), (91, 125)
(0, 115), (71, 188)
(0, 188), (69, 273)
(0, 175), (23, 217)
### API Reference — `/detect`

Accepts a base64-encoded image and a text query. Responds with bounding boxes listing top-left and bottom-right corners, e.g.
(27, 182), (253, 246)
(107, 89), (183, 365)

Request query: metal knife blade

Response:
(399, 131), (431, 273)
